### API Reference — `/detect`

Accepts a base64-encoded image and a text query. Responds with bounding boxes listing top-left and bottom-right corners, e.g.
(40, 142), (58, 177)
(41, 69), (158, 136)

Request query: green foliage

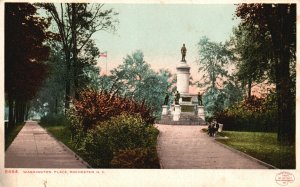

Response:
(216, 95), (277, 132)
(110, 147), (160, 168)
(222, 79), (244, 108)
(231, 23), (273, 85)
(98, 51), (175, 117)
(83, 113), (159, 167)
(31, 42), (66, 115)
(202, 79), (244, 119)
(40, 113), (68, 127)
(197, 36), (234, 88)
(217, 131), (295, 169)
(68, 89), (155, 134)
(196, 36), (243, 119)
(203, 87), (225, 118)
(38, 3), (119, 110)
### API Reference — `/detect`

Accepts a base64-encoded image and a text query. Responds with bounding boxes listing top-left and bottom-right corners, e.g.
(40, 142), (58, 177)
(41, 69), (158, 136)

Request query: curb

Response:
(56, 140), (92, 168)
(41, 125), (91, 168)
(214, 139), (277, 169)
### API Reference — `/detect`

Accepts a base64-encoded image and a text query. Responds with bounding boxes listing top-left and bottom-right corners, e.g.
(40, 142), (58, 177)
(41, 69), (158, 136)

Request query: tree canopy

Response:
(5, 3), (52, 126)
(38, 3), (118, 111)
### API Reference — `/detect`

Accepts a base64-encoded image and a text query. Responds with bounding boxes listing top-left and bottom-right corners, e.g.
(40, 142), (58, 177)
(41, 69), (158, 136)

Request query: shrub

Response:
(110, 147), (160, 168)
(69, 89), (155, 133)
(40, 113), (68, 126)
(215, 96), (277, 132)
(84, 113), (159, 168)
(67, 109), (84, 147)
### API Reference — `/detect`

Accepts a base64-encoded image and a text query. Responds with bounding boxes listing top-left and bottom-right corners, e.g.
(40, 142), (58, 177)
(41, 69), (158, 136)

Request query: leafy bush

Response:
(69, 89), (155, 133)
(84, 113), (159, 168)
(215, 96), (277, 132)
(203, 87), (226, 118)
(40, 113), (68, 126)
(67, 109), (84, 147)
(110, 147), (160, 168)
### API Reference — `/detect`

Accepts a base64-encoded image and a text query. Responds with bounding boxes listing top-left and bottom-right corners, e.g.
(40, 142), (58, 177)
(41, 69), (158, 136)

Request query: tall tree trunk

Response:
(64, 56), (71, 113)
(55, 97), (58, 114)
(247, 78), (252, 99)
(8, 97), (15, 128)
(265, 4), (295, 144)
(72, 4), (79, 100)
(14, 100), (19, 123)
(15, 100), (25, 123)
(25, 103), (29, 120)
(276, 47), (293, 144)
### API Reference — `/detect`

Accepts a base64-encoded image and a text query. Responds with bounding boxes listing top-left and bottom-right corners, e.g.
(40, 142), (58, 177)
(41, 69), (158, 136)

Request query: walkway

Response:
(5, 121), (87, 168)
(155, 124), (269, 169)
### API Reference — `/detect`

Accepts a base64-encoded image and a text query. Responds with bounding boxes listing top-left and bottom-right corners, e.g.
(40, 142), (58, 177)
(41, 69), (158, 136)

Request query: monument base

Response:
(197, 105), (205, 121)
(162, 105), (168, 115)
(158, 112), (206, 125)
(159, 104), (206, 125)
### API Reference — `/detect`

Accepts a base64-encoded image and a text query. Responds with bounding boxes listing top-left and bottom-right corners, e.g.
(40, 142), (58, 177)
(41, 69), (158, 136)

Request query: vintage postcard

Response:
(1, 0), (299, 186)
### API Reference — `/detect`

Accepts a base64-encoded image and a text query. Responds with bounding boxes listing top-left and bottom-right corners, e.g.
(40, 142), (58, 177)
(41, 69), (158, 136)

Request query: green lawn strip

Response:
(43, 125), (93, 167)
(216, 131), (295, 169)
(5, 122), (25, 150)
(43, 124), (160, 168)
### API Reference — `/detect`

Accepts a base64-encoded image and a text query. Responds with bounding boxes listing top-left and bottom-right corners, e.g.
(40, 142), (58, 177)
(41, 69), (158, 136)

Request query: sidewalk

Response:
(155, 124), (270, 169)
(5, 121), (87, 168)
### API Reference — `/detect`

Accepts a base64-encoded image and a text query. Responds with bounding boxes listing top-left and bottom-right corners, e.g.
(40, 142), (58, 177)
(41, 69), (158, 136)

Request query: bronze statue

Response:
(197, 92), (203, 106)
(181, 44), (187, 62)
(164, 93), (169, 105)
(175, 91), (180, 105)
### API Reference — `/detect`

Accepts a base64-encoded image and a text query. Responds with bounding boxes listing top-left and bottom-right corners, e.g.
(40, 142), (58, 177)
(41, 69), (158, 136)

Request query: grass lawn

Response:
(5, 122), (25, 150)
(217, 131), (295, 169)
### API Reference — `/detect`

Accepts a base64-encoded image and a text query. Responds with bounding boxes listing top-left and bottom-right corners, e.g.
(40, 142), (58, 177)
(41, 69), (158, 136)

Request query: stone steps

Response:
(157, 114), (206, 125)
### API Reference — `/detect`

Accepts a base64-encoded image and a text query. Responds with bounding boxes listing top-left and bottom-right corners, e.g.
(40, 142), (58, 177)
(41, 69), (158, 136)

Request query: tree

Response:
(222, 76), (244, 109)
(196, 36), (236, 116)
(31, 39), (102, 116)
(236, 4), (296, 144)
(104, 51), (175, 116)
(231, 23), (273, 98)
(197, 36), (234, 89)
(38, 3), (118, 111)
(5, 3), (51, 127)
(30, 42), (66, 116)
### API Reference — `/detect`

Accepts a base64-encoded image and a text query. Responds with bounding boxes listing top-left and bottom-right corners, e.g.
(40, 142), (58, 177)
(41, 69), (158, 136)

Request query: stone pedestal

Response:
(176, 61), (190, 94)
(173, 105), (181, 121)
(162, 105), (168, 115)
(197, 106), (205, 121)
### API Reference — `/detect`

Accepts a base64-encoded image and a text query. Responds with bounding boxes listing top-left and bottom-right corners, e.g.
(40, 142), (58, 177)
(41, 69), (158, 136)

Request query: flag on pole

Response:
(99, 51), (107, 58)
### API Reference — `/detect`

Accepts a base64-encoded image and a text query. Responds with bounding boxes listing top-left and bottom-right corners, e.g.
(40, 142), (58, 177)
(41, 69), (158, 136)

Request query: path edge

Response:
(41, 125), (91, 168)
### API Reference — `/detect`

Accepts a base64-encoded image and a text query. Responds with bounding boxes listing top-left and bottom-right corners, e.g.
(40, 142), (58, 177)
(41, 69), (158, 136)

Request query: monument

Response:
(159, 44), (206, 125)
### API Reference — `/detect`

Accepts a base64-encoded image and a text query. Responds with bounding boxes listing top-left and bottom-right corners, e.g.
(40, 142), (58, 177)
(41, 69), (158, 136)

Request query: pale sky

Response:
(92, 4), (240, 93)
